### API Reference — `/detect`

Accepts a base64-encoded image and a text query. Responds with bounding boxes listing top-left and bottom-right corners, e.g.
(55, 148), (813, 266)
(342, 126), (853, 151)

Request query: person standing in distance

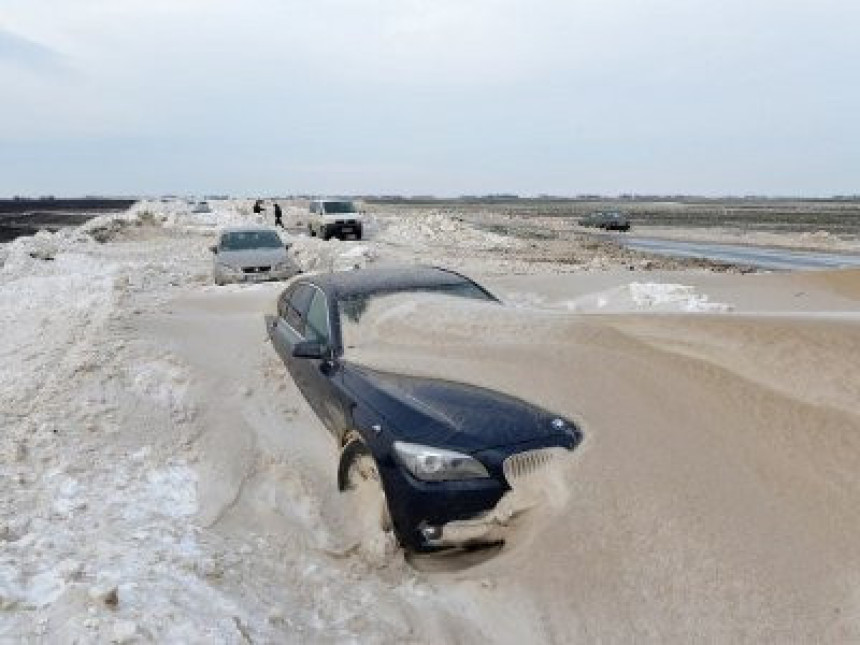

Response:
(253, 199), (265, 214)
(273, 203), (284, 229)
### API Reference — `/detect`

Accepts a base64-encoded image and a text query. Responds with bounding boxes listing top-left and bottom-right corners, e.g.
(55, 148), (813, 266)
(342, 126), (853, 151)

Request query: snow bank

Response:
(507, 282), (733, 313)
(566, 282), (733, 313)
(76, 199), (259, 241)
(377, 210), (519, 250)
(289, 237), (378, 272)
(0, 248), (120, 410)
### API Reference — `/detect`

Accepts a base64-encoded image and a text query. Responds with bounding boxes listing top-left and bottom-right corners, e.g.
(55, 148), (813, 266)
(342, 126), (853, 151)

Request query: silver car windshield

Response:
(221, 231), (282, 250)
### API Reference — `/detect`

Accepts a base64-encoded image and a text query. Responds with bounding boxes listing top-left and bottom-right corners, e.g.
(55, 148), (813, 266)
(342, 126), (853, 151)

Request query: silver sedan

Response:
(210, 226), (300, 285)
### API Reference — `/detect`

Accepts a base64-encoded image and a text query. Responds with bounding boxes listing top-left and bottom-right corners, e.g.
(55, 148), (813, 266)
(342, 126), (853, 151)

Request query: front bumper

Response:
(416, 449), (572, 548)
(379, 437), (578, 550)
(323, 221), (363, 237)
(379, 467), (507, 550)
(418, 513), (507, 548)
(214, 267), (298, 284)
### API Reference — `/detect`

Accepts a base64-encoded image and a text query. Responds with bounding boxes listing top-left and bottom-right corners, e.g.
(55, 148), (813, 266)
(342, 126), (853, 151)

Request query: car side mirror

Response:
(209, 245), (218, 254)
(292, 340), (326, 359)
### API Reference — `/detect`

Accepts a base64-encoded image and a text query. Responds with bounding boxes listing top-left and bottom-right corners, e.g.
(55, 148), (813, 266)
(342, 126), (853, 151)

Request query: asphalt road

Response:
(619, 236), (860, 271)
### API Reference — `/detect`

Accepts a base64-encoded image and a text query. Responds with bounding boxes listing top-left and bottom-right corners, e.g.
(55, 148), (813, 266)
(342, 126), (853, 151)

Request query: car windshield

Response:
(323, 201), (357, 214)
(221, 231), (282, 250)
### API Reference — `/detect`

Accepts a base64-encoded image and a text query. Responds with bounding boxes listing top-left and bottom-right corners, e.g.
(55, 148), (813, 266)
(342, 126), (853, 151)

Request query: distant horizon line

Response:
(2, 193), (860, 202)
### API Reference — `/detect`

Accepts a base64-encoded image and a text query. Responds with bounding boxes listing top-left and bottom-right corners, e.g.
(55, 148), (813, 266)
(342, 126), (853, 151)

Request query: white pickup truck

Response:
(307, 199), (364, 240)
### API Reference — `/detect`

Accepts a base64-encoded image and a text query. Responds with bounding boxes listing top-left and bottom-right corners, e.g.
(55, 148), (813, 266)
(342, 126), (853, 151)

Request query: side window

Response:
(305, 291), (331, 347)
(285, 284), (314, 334)
(277, 290), (290, 319)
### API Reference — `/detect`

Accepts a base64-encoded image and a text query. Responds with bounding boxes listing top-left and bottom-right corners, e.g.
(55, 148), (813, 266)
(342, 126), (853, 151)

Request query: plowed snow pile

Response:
(346, 294), (860, 641)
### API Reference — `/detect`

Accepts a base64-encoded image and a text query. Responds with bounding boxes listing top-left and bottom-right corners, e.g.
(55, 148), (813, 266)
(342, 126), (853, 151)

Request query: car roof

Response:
(299, 264), (476, 298)
(220, 225), (280, 235)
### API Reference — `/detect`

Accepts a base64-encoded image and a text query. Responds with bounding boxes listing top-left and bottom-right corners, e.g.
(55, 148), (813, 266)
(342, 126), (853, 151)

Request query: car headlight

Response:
(393, 441), (490, 481)
(274, 260), (292, 271)
(216, 262), (241, 274)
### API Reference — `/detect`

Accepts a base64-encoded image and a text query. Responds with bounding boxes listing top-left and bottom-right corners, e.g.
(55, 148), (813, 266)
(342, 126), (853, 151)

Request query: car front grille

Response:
(242, 266), (271, 274)
(502, 448), (567, 487)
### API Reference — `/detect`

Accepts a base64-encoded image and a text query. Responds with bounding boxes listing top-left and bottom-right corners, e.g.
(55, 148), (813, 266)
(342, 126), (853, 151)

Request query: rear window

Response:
(338, 283), (497, 352)
(339, 282), (493, 325)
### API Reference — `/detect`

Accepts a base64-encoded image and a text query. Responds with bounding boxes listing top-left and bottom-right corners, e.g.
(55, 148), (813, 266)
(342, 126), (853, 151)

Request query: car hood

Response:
(216, 247), (287, 268)
(342, 365), (575, 453)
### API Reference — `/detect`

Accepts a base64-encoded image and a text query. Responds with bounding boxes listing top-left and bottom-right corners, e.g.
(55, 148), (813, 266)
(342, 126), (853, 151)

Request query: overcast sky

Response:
(1, 0), (858, 196)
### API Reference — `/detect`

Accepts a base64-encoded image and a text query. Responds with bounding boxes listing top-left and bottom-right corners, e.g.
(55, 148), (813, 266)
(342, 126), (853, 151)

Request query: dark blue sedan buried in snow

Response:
(266, 265), (582, 551)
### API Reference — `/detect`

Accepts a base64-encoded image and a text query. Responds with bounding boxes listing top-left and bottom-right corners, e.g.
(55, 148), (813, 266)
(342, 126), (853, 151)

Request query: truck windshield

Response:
(323, 201), (357, 214)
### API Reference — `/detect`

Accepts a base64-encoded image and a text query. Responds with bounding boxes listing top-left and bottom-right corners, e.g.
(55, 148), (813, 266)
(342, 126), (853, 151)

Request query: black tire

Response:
(355, 226), (363, 241)
(309, 224), (316, 237)
(322, 227), (332, 241)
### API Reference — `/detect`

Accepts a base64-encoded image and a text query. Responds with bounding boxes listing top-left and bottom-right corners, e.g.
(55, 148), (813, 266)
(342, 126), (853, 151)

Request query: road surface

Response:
(618, 236), (860, 270)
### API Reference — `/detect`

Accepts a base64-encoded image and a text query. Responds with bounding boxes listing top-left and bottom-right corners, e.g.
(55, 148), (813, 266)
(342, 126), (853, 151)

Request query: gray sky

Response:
(1, 0), (858, 197)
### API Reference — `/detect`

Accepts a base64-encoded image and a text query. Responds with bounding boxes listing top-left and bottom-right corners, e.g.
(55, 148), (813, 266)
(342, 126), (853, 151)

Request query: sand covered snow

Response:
(2, 199), (860, 642)
(345, 294), (860, 641)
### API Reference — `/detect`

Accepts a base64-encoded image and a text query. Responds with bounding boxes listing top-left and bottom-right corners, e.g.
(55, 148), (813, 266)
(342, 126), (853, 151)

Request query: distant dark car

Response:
(580, 211), (631, 231)
(266, 265), (582, 551)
